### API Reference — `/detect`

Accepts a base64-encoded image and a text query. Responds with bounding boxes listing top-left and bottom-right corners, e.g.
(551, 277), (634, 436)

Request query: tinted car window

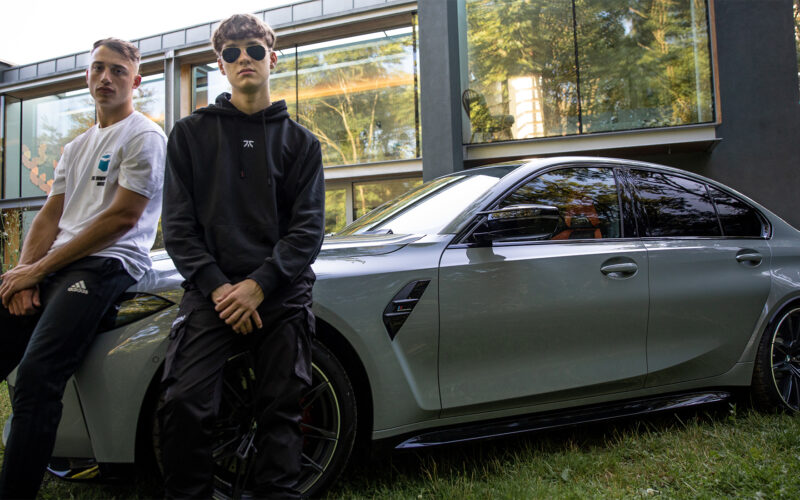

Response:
(629, 169), (721, 237)
(497, 167), (621, 240)
(708, 186), (766, 237)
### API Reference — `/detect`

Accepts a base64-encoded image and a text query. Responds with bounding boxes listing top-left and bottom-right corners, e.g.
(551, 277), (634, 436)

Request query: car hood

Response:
(318, 233), (423, 259)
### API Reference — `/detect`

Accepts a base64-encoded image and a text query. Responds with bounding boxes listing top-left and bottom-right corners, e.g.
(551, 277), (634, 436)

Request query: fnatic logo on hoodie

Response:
(243, 139), (255, 148)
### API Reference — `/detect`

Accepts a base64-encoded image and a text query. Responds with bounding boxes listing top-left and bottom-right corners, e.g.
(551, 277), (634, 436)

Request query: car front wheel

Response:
(752, 306), (800, 412)
(212, 339), (358, 498)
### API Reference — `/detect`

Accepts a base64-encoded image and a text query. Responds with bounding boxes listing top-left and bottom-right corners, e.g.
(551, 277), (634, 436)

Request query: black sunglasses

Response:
(221, 45), (267, 64)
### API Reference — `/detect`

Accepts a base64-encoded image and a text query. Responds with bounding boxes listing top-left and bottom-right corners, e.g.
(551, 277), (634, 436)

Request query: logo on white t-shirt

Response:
(98, 152), (112, 172)
(91, 152), (112, 186)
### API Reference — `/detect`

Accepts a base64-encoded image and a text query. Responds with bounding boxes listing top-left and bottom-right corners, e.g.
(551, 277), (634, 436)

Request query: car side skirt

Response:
(393, 390), (732, 449)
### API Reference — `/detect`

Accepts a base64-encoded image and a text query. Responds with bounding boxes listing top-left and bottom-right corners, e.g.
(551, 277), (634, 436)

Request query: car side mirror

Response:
(473, 204), (560, 243)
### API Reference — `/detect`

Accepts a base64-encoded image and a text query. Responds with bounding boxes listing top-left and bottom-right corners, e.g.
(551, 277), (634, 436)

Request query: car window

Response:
(708, 186), (767, 237)
(495, 167), (622, 241)
(373, 174), (503, 235)
(628, 169), (721, 237)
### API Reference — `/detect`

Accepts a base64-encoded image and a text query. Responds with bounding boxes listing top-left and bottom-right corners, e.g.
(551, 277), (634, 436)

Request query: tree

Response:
(295, 32), (418, 166)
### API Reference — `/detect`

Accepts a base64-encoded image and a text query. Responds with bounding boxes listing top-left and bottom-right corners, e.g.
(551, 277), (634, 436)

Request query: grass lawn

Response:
(2, 382), (799, 498)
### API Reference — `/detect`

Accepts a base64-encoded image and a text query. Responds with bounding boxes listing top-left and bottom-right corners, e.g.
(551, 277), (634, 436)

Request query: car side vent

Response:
(383, 280), (431, 340)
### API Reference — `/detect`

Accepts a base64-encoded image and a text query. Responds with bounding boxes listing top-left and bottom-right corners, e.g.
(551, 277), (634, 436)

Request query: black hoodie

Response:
(162, 93), (325, 300)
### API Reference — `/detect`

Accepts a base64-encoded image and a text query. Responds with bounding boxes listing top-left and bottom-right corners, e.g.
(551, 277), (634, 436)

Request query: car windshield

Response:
(336, 166), (517, 236)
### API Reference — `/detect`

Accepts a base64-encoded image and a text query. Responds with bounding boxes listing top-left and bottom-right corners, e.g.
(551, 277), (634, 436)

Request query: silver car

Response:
(4, 156), (800, 497)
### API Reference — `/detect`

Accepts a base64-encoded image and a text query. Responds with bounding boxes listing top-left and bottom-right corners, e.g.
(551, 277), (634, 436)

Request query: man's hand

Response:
(1, 264), (46, 307)
(214, 279), (264, 335)
(211, 283), (234, 305)
(5, 288), (41, 316)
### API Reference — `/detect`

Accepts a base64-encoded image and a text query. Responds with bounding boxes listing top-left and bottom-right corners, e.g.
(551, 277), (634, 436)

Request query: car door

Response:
(438, 165), (649, 410)
(625, 168), (772, 387)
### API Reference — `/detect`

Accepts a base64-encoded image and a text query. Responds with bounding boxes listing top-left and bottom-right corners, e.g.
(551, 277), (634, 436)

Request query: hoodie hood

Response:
(195, 92), (290, 122)
(193, 93), (291, 183)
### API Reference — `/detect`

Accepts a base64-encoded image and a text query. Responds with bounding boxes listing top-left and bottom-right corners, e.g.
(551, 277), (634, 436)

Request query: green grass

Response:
(2, 383), (799, 499)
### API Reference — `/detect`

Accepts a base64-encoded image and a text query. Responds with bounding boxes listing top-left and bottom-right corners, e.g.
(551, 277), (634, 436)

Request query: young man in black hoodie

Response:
(160, 13), (325, 499)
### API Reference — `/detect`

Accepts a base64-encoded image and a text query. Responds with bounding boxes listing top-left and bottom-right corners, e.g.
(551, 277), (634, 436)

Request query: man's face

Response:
(217, 37), (277, 93)
(86, 45), (141, 111)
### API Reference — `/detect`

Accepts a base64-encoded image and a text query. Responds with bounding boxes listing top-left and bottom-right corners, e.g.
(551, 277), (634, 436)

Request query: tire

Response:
(211, 339), (358, 498)
(752, 306), (800, 412)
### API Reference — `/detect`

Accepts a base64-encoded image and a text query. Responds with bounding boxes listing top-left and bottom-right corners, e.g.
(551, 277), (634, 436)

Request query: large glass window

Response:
(464, 0), (715, 143)
(297, 28), (419, 166)
(795, 0), (799, 97)
(135, 73), (166, 129)
(19, 89), (95, 197)
(3, 96), (21, 199)
(3, 74), (164, 200)
(324, 187), (347, 234)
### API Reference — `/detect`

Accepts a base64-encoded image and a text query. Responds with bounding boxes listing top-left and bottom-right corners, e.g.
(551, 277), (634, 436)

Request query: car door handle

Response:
(735, 251), (762, 266)
(600, 262), (638, 276)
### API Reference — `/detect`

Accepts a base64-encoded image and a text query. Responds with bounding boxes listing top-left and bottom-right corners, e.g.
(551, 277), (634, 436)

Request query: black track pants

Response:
(159, 280), (313, 499)
(0, 256), (134, 500)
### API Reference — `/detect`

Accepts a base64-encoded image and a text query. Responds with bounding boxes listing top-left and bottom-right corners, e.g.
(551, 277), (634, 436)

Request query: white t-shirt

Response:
(49, 111), (167, 280)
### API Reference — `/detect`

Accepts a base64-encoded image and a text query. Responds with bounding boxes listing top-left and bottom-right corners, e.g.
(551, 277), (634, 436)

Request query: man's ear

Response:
(269, 50), (278, 69)
(218, 58), (226, 75)
(132, 74), (142, 90)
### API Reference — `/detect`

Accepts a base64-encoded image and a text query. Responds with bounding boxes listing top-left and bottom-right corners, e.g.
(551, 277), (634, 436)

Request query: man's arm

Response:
(2, 194), (64, 314)
(162, 122), (230, 298)
(17, 194), (64, 266)
(0, 187), (148, 305)
(217, 137), (325, 333)
(246, 138), (325, 296)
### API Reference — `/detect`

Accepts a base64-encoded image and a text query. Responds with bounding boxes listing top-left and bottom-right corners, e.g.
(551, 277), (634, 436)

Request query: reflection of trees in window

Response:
(629, 170), (720, 237)
(464, 0), (714, 143)
(466, 0), (578, 139)
(134, 76), (166, 129)
(577, 0), (713, 131)
(297, 29), (418, 166)
(501, 167), (621, 239)
(352, 177), (422, 220)
(795, 1), (800, 96)
(708, 186), (765, 237)
(21, 93), (95, 196)
(325, 188), (347, 234)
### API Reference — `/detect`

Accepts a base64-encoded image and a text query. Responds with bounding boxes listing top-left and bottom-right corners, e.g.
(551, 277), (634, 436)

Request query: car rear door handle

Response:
(600, 262), (638, 278)
(735, 251), (762, 266)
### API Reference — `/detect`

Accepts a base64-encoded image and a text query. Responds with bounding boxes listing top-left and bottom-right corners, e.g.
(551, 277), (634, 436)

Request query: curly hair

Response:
(212, 13), (276, 55)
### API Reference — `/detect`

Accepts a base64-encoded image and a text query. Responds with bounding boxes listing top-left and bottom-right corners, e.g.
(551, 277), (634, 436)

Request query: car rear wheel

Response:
(211, 339), (357, 498)
(752, 306), (800, 412)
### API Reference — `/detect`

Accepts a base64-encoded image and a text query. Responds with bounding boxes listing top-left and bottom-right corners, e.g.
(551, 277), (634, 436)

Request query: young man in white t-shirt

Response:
(0, 38), (166, 499)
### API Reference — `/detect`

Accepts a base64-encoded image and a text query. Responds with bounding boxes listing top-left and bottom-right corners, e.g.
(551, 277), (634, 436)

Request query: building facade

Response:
(1, 0), (799, 268)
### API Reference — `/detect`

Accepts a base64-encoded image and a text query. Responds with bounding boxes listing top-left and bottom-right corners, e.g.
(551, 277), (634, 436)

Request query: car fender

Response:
(72, 305), (175, 463)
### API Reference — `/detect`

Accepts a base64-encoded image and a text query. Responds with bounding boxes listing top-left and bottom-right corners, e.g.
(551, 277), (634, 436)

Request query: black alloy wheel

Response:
(753, 307), (800, 412)
(212, 340), (357, 498)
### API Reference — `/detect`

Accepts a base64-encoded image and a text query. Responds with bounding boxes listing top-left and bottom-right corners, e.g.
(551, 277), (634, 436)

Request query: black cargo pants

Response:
(158, 276), (313, 499)
(0, 256), (134, 499)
